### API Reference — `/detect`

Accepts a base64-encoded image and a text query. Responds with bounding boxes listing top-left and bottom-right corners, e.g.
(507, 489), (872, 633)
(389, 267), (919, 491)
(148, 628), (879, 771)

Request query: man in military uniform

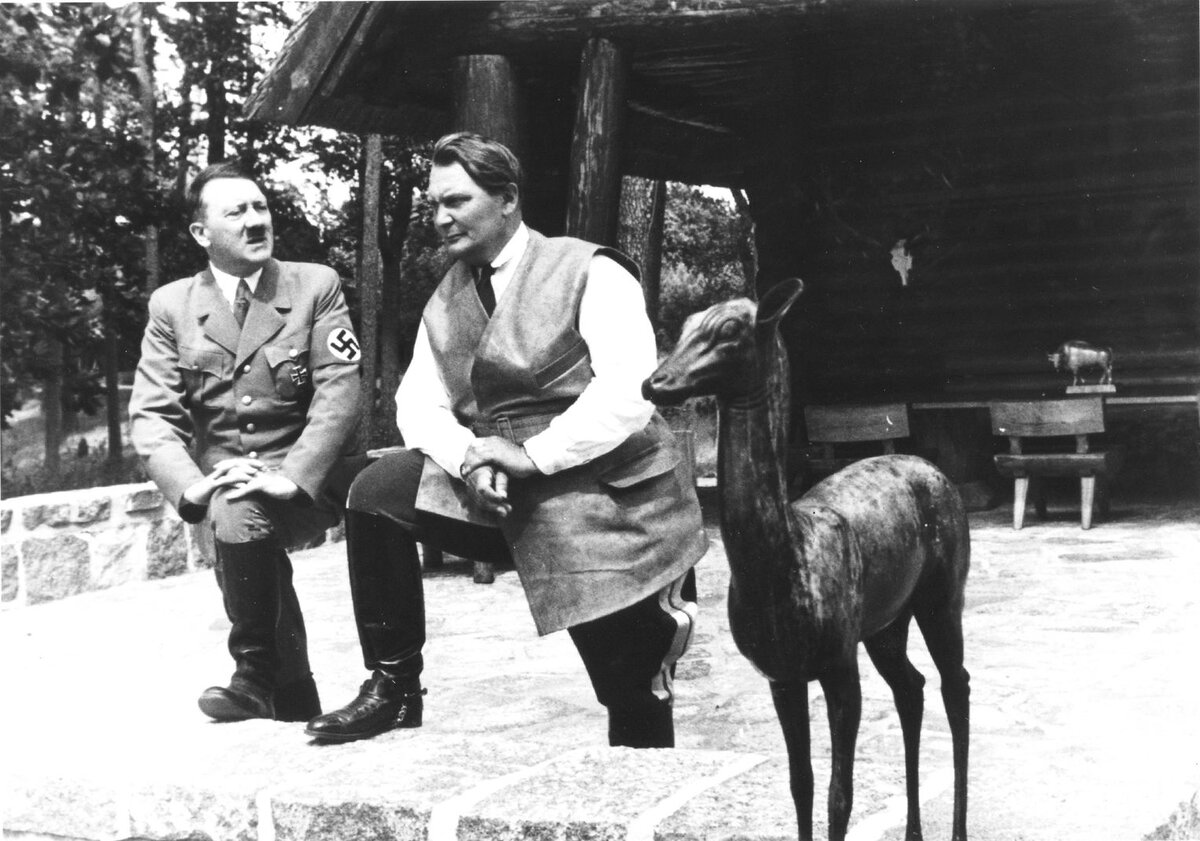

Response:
(130, 161), (362, 723)
(306, 132), (708, 748)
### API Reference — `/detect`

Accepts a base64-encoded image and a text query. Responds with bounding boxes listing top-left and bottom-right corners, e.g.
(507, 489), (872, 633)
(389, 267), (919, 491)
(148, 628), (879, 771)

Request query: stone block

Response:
(461, 748), (745, 841)
(92, 525), (142, 590)
(272, 797), (428, 841)
(22, 497), (112, 529)
(4, 773), (128, 839)
(128, 782), (258, 841)
(22, 534), (90, 604)
(2, 542), (19, 602)
(22, 502), (62, 530)
(147, 518), (188, 579)
(126, 486), (166, 513)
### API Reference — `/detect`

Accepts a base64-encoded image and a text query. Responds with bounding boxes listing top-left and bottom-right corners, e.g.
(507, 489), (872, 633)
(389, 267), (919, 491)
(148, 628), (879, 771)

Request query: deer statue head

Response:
(643, 278), (804, 406)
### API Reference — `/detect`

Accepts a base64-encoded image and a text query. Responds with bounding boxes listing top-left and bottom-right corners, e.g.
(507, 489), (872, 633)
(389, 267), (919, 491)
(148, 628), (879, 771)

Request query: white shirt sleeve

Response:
(521, 254), (658, 474)
(395, 321), (477, 477)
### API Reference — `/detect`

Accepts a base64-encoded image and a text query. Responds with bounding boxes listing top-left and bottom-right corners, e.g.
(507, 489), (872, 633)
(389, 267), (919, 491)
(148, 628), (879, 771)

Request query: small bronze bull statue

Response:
(1049, 340), (1113, 386)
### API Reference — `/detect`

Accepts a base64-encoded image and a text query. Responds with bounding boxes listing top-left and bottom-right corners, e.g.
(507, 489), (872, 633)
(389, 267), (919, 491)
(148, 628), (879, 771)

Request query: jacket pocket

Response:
(264, 344), (311, 400)
(177, 347), (225, 400)
(598, 440), (680, 489)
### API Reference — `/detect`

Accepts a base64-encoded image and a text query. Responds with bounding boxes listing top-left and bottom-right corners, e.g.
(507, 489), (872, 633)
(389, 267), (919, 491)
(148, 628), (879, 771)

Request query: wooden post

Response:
(359, 134), (384, 447)
(566, 37), (628, 245)
(452, 55), (521, 153)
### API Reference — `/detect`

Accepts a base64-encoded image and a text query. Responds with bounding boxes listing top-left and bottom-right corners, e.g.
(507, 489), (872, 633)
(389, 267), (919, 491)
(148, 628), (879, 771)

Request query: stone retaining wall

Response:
(0, 482), (212, 609)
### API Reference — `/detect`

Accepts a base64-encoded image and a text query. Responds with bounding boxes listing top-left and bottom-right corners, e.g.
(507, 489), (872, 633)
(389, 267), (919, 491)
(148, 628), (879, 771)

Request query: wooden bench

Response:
(988, 397), (1125, 530)
(799, 403), (914, 487)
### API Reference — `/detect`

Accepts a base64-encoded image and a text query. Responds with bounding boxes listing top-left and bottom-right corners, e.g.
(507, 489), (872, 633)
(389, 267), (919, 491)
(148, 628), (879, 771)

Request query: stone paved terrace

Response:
(3, 494), (1199, 841)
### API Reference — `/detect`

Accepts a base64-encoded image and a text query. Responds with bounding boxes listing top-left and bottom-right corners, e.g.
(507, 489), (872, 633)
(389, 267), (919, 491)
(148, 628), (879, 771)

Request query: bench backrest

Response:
(804, 403), (911, 445)
(988, 397), (1105, 438)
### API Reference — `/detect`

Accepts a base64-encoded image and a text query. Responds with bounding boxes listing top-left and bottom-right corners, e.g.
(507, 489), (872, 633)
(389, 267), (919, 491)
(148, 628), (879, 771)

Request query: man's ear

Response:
(188, 221), (210, 249)
(500, 183), (520, 216)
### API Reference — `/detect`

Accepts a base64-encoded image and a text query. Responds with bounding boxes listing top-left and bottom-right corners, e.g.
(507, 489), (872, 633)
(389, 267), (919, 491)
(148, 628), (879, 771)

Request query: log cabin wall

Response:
(747, 1), (1199, 406)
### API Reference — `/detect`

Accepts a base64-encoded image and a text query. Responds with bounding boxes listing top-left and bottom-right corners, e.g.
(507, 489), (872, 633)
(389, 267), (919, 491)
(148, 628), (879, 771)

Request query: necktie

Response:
(476, 265), (496, 317)
(233, 278), (251, 328)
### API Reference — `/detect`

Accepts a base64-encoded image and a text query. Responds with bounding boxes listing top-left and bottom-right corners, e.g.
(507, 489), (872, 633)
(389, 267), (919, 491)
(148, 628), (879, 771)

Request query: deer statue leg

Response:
(916, 603), (971, 841)
(770, 680), (815, 841)
(821, 660), (863, 841)
(865, 616), (927, 841)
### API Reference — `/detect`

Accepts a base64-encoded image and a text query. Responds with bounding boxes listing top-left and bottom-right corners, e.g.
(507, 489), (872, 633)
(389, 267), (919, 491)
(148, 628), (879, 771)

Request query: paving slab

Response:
(3, 497), (1199, 841)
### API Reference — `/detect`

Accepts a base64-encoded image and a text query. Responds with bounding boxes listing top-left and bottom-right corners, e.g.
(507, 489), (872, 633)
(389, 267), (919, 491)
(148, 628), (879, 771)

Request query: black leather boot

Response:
(608, 698), (675, 748)
(198, 537), (282, 722)
(305, 671), (425, 743)
(274, 675), (322, 722)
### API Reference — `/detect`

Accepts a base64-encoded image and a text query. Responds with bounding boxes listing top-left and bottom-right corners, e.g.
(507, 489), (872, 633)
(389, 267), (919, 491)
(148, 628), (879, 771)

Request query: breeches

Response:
(346, 448), (697, 710)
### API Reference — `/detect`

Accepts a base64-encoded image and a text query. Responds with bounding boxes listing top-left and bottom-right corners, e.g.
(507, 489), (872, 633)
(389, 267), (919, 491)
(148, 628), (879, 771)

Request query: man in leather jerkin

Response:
(307, 132), (708, 747)
(130, 162), (363, 724)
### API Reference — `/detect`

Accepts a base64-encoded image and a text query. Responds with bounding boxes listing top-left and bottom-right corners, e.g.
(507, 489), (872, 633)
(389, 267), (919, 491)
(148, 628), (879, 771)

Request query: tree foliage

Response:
(0, 3), (752, 488)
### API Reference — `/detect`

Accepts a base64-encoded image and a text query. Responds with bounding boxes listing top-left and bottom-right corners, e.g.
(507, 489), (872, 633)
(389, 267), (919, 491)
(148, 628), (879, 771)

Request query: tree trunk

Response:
(379, 162), (413, 443)
(43, 338), (64, 477)
(131, 2), (161, 295)
(617, 176), (666, 334)
(358, 134), (385, 448)
(104, 302), (123, 463)
(205, 73), (228, 164)
(175, 79), (192, 197)
(731, 187), (758, 296)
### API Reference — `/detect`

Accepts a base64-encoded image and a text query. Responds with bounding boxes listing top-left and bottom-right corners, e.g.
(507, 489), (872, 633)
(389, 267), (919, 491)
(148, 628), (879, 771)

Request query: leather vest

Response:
(418, 230), (708, 634)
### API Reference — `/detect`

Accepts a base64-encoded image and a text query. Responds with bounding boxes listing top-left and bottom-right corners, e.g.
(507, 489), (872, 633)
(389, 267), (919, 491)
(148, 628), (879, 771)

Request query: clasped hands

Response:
(459, 436), (539, 519)
(182, 457), (300, 508)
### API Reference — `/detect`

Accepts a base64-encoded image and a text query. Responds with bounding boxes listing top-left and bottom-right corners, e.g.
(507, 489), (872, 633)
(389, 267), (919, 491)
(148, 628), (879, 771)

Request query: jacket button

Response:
(242, 364), (251, 374)
(241, 395), (252, 405)
(245, 423), (256, 433)
(288, 348), (298, 358)
(247, 451), (258, 459)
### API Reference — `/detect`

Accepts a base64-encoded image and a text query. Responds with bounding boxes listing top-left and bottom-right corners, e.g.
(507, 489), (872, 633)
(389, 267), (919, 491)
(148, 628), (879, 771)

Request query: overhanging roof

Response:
(247, 0), (1199, 187)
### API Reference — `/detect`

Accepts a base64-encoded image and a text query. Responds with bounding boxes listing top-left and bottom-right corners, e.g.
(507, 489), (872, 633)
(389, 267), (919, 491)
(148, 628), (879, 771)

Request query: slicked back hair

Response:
(431, 132), (522, 198)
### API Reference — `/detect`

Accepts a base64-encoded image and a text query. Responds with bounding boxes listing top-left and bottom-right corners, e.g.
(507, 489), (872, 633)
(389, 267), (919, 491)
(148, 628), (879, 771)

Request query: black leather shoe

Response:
(198, 684), (274, 722)
(304, 673), (424, 743)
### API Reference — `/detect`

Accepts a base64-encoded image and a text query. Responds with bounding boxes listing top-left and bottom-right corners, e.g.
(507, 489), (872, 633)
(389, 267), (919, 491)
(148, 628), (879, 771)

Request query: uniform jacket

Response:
(418, 230), (707, 634)
(130, 259), (362, 520)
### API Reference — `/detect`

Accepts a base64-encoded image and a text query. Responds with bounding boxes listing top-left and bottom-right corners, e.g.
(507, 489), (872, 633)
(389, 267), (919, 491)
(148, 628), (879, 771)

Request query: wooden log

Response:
(358, 134), (385, 448)
(566, 37), (628, 245)
(452, 54), (522, 154)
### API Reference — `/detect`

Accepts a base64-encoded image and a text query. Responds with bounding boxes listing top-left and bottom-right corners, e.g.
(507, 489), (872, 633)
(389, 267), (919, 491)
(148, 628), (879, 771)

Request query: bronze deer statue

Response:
(643, 279), (970, 841)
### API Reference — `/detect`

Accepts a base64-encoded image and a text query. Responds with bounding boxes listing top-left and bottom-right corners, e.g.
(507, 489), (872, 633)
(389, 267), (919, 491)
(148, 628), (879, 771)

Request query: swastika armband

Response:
(313, 325), (362, 365)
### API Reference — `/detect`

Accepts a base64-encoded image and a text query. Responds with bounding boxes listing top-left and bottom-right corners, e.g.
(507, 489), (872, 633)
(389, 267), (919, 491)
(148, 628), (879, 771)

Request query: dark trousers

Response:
(207, 455), (366, 691)
(345, 448), (697, 712)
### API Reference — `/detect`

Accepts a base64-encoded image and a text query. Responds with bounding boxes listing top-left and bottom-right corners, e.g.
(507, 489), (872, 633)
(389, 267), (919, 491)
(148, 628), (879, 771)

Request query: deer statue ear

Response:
(756, 277), (804, 330)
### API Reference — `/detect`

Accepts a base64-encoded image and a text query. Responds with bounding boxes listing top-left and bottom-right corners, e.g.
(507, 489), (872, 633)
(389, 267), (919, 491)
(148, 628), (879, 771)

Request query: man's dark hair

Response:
(431, 132), (522, 196)
(186, 161), (263, 222)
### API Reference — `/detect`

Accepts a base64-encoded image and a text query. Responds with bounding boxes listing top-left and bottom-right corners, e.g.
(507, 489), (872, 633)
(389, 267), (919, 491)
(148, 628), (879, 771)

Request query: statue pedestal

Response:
(1066, 384), (1116, 394)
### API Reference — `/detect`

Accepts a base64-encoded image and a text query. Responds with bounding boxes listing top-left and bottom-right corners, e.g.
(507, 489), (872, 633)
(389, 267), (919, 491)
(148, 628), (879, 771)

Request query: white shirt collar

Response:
(210, 264), (264, 307)
(490, 223), (528, 272)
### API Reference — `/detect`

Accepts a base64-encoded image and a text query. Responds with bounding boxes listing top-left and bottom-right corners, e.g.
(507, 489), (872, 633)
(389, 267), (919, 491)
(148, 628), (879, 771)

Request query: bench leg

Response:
(473, 560), (495, 585)
(1080, 476), (1096, 529)
(1012, 477), (1029, 530)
